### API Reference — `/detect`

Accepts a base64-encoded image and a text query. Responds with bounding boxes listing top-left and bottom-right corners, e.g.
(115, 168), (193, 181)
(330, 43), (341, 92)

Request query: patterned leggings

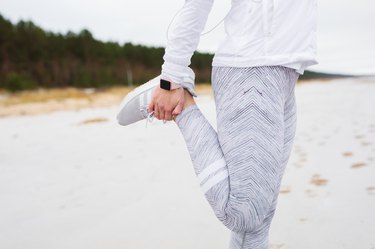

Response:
(175, 66), (299, 249)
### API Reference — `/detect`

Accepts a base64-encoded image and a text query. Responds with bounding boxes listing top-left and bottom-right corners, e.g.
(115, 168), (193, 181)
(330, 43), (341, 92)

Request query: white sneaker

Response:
(116, 75), (160, 126)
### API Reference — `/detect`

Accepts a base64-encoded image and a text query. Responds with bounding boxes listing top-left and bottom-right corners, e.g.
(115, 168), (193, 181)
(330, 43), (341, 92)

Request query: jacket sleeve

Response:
(161, 0), (215, 97)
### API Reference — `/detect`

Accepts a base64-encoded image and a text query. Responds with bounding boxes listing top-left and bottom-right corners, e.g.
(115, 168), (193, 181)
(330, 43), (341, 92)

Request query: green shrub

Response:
(2, 72), (38, 92)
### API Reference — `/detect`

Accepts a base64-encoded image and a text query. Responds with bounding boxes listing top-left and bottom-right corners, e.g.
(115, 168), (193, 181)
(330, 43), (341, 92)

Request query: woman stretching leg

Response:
(174, 66), (299, 248)
(117, 1), (316, 248)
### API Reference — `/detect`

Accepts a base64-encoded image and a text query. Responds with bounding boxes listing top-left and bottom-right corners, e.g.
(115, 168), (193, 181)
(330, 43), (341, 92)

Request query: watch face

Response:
(160, 79), (171, 90)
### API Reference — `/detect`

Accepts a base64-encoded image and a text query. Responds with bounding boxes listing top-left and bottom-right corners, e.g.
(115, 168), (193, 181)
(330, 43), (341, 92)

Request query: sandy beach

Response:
(0, 78), (374, 249)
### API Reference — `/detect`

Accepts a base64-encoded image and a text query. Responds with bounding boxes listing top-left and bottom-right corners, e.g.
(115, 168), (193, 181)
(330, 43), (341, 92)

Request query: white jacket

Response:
(161, 0), (318, 97)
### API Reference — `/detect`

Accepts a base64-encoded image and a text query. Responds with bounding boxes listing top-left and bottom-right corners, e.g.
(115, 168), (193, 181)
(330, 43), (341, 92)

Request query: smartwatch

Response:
(160, 78), (182, 91)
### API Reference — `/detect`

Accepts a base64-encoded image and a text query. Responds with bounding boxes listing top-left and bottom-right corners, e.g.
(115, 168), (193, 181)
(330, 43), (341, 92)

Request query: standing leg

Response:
(228, 67), (299, 248)
(175, 66), (299, 248)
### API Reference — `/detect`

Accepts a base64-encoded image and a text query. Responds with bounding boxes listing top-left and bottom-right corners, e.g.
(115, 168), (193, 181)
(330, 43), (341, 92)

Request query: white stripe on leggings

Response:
(201, 170), (229, 194)
(197, 158), (226, 184)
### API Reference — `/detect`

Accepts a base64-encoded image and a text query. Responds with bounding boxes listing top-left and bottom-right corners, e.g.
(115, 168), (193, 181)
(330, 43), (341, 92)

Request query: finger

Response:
(155, 104), (164, 120)
(158, 105), (165, 121)
(164, 108), (172, 121)
(154, 103), (159, 119)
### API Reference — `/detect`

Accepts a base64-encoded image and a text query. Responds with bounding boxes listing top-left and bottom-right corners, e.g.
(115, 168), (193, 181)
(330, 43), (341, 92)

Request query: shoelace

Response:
(145, 110), (167, 128)
(146, 111), (155, 128)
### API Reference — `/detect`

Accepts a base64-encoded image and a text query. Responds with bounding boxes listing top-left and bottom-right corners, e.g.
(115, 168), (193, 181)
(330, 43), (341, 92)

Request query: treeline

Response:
(0, 13), (350, 92)
(0, 14), (213, 92)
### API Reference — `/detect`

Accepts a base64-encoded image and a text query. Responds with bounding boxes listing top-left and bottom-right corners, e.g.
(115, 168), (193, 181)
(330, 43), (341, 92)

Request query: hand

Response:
(149, 86), (185, 121)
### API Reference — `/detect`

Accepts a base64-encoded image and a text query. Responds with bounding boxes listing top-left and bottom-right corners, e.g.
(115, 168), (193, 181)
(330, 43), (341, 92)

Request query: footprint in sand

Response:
(294, 151), (307, 163)
(355, 135), (364, 140)
(305, 189), (317, 198)
(299, 218), (308, 222)
(361, 141), (372, 147)
(293, 162), (303, 168)
(342, 152), (353, 157)
(78, 117), (108, 125)
(299, 152), (307, 157)
(310, 174), (328, 186)
(294, 150), (303, 156)
(279, 186), (291, 194)
(351, 162), (367, 169)
(367, 187), (375, 195)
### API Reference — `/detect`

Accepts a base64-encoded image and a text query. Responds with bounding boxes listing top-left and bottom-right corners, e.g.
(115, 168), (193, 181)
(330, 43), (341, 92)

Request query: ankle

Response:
(183, 88), (196, 109)
(173, 89), (196, 123)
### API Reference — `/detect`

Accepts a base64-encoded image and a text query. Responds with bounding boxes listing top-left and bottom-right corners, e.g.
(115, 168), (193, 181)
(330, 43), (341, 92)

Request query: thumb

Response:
(172, 101), (184, 115)
(148, 99), (154, 112)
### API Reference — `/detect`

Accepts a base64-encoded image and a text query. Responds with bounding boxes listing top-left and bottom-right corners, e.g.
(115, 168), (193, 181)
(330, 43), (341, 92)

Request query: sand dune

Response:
(0, 84), (213, 117)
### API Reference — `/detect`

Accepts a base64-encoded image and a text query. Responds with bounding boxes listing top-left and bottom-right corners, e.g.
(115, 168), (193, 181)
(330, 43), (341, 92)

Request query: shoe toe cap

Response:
(116, 101), (145, 126)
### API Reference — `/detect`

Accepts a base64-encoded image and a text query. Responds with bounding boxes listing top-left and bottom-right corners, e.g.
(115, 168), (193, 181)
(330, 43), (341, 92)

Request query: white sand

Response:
(0, 78), (374, 249)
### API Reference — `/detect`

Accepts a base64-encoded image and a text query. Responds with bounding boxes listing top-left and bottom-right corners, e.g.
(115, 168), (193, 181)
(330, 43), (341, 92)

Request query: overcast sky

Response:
(1, 0), (374, 75)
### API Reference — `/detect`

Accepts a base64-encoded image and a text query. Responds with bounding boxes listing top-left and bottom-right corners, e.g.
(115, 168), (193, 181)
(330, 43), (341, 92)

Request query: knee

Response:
(217, 195), (272, 233)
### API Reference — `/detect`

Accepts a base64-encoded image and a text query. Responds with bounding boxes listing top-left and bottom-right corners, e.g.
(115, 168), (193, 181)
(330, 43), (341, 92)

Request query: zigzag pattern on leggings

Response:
(175, 66), (299, 249)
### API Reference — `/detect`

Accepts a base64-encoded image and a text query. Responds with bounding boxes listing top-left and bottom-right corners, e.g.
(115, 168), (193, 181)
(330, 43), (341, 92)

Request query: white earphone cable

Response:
(166, 2), (230, 41)
(165, 0), (265, 40)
